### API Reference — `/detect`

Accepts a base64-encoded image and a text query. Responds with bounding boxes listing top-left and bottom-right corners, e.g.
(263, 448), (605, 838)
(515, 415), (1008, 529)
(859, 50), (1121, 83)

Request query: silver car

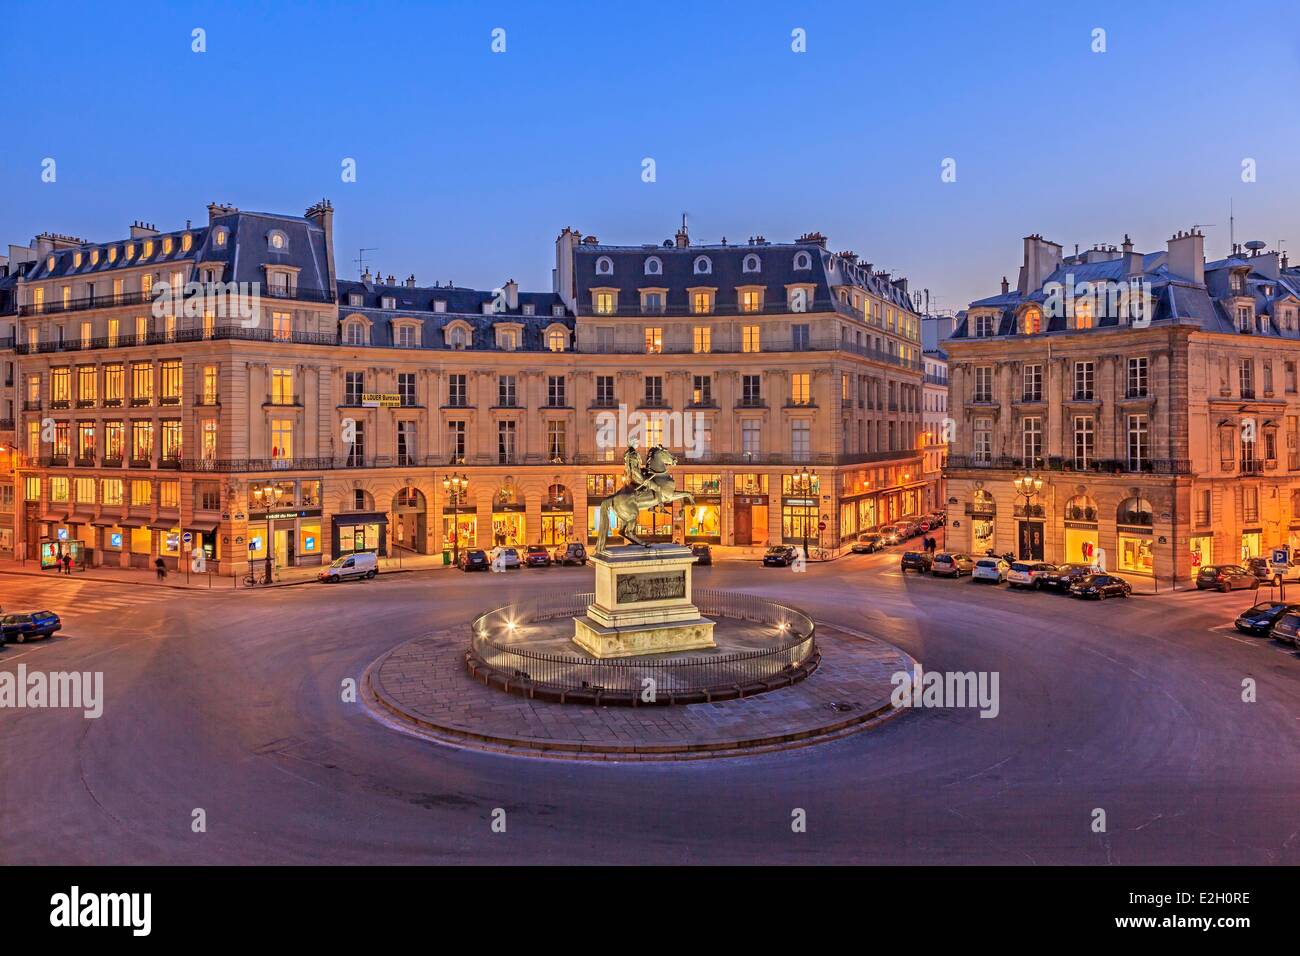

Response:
(972, 557), (1009, 583)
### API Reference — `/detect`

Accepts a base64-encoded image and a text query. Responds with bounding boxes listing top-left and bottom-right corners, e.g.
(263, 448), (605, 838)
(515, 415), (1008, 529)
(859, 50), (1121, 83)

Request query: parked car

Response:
(1007, 561), (1054, 590)
(318, 551), (378, 583)
(1235, 601), (1298, 637)
(900, 550), (932, 573)
(878, 526), (903, 546)
(1196, 565), (1259, 592)
(490, 547), (522, 570)
(522, 545), (551, 567)
(851, 531), (884, 554)
(763, 545), (799, 567)
(0, 610), (63, 643)
(690, 543), (712, 565)
(930, 510), (946, 527)
(458, 549), (490, 571)
(1269, 608), (1300, 646)
(1039, 563), (1094, 593)
(1245, 557), (1283, 585)
(1069, 573), (1132, 600)
(552, 542), (587, 566)
(972, 557), (1010, 583)
(930, 552), (974, 577)
(898, 520), (922, 539)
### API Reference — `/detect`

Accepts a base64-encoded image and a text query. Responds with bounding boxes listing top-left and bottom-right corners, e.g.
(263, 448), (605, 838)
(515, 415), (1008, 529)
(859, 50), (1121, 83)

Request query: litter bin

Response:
(442, 549), (451, 566)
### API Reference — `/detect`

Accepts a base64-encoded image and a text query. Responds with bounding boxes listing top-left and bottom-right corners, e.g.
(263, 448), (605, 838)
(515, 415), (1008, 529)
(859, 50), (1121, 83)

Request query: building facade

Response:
(1, 205), (931, 575)
(944, 230), (1300, 587)
(921, 347), (949, 514)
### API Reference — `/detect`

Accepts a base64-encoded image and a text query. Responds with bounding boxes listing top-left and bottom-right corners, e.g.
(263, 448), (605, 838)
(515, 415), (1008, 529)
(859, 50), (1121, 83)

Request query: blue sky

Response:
(2, 0), (1298, 311)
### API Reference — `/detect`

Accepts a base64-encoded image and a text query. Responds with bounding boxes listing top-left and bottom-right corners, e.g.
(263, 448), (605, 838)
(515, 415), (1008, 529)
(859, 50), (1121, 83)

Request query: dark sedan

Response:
(1196, 565), (1259, 592)
(1040, 563), (1094, 593)
(1234, 601), (1298, 637)
(763, 545), (799, 567)
(0, 610), (62, 644)
(900, 551), (932, 573)
(1068, 573), (1132, 600)
(691, 543), (712, 565)
(1270, 609), (1300, 647)
(523, 545), (551, 567)
(458, 549), (490, 571)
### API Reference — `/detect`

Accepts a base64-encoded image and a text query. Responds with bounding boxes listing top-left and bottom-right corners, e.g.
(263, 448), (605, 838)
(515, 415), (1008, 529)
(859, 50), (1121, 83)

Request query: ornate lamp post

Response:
(442, 472), (468, 566)
(797, 465), (814, 558)
(1012, 473), (1043, 559)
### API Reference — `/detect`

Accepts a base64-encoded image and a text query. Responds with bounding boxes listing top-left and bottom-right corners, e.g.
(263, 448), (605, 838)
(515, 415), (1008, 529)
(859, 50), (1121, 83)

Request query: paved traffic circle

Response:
(364, 621), (915, 761)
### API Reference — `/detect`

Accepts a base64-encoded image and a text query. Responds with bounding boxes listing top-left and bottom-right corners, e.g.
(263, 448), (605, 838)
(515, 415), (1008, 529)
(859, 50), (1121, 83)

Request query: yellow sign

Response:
(361, 393), (400, 408)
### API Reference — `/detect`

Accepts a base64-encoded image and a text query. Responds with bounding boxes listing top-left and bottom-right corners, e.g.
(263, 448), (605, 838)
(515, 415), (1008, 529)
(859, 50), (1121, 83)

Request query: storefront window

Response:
(972, 519), (995, 554)
(299, 520), (321, 556)
(733, 474), (768, 495)
(541, 513), (572, 546)
(161, 530), (181, 555)
(1064, 527), (1099, 565)
(781, 505), (817, 542)
(1189, 535), (1213, 570)
(684, 503), (720, 540)
(130, 527), (152, 554)
(247, 523), (268, 560)
(839, 501), (857, 538)
(1240, 532), (1262, 562)
(300, 480), (322, 508)
(1119, 535), (1154, 574)
(337, 522), (380, 554)
(682, 474), (721, 495)
(442, 514), (476, 551)
(858, 498), (876, 531)
(492, 512), (525, 547)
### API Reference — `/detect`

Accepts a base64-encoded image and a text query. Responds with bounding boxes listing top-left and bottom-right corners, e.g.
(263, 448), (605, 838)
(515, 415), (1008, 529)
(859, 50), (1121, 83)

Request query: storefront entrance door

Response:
(1017, 521), (1044, 560)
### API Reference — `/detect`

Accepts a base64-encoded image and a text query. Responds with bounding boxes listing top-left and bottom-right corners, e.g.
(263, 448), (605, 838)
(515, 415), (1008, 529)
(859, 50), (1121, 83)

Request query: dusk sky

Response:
(3, 0), (1298, 312)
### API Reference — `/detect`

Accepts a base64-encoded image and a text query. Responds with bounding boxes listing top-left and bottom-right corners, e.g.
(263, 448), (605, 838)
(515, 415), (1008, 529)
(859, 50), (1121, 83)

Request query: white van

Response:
(318, 551), (378, 583)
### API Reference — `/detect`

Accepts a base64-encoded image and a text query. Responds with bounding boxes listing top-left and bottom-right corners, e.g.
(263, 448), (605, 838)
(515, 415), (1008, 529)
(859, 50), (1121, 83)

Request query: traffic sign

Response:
(817, 521), (827, 531)
(1272, 547), (1289, 566)
(182, 532), (193, 544)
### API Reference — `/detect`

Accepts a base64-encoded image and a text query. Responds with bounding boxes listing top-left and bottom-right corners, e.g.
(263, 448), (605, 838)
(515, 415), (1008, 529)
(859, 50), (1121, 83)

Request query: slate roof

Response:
(21, 210), (333, 294)
(336, 279), (571, 351)
(573, 239), (919, 317)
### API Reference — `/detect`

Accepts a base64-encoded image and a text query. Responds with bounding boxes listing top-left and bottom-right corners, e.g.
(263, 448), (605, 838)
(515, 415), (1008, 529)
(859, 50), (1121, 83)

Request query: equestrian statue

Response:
(594, 443), (695, 552)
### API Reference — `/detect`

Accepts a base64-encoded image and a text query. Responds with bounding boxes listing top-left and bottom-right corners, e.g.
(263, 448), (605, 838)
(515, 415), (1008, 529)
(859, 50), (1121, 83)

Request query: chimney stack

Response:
(1167, 229), (1205, 284)
(1001, 276), (1010, 295)
(502, 279), (519, 310)
(304, 199), (335, 293)
(1018, 233), (1063, 294)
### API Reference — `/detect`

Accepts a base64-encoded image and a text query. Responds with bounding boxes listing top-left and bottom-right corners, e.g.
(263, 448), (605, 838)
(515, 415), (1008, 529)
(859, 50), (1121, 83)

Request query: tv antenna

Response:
(355, 247), (377, 279)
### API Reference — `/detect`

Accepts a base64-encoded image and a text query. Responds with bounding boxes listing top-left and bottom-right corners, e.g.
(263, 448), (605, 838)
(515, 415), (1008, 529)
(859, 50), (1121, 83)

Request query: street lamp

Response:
(1012, 473), (1043, 560)
(797, 465), (814, 559)
(442, 472), (468, 566)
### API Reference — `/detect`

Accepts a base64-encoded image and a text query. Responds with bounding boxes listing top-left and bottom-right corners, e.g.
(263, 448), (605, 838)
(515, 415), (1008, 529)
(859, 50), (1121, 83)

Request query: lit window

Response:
(742, 325), (760, 353)
(644, 327), (663, 354)
(741, 290), (762, 313)
(791, 373), (811, 405)
(1022, 307), (1042, 334)
(594, 291), (615, 315)
(691, 290), (713, 314)
(181, 233), (192, 252)
(548, 329), (566, 352)
(143, 241), (154, 258)
(163, 237), (173, 255)
(693, 326), (712, 353)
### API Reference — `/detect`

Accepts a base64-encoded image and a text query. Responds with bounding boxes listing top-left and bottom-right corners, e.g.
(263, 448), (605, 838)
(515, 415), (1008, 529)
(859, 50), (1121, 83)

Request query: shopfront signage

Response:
(256, 509), (323, 521)
(362, 393), (401, 408)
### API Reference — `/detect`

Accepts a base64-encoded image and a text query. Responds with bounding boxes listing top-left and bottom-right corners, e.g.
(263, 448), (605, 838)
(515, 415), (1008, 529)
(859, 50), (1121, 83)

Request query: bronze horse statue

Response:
(595, 445), (695, 551)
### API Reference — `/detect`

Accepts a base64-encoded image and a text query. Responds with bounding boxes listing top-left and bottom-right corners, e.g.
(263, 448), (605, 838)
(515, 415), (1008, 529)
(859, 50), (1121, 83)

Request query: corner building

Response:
(945, 230), (1300, 587)
(1, 205), (931, 575)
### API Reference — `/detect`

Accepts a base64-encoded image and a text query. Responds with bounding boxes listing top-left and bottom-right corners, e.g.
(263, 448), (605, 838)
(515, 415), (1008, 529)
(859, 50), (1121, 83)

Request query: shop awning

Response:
(89, 517), (120, 527)
(185, 521), (220, 533)
(66, 514), (95, 525)
(117, 518), (148, 529)
(39, 513), (68, 523)
(148, 520), (179, 531)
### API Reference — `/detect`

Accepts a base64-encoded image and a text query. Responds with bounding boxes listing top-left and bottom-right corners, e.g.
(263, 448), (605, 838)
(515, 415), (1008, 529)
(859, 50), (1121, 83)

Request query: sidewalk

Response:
(0, 551), (451, 591)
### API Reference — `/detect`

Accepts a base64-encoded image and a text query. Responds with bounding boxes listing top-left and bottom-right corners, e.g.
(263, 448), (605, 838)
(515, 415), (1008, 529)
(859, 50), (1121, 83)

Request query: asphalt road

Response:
(2, 547), (1298, 865)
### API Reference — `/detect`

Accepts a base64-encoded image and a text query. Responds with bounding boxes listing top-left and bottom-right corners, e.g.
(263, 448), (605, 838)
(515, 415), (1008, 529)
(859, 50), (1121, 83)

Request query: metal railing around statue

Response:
(468, 589), (816, 697)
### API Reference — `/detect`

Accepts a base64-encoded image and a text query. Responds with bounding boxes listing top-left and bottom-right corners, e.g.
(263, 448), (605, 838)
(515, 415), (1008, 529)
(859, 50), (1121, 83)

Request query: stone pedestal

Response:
(573, 544), (716, 658)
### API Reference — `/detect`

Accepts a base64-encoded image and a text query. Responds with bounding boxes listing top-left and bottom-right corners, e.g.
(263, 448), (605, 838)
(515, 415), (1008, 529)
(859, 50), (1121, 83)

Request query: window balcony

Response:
(130, 397), (153, 407)
(130, 457), (154, 469)
(23, 400), (41, 411)
(103, 397), (123, 408)
(102, 455), (124, 467)
(160, 395), (182, 406)
(50, 399), (71, 410)
(195, 395), (220, 407)
(76, 399), (97, 408)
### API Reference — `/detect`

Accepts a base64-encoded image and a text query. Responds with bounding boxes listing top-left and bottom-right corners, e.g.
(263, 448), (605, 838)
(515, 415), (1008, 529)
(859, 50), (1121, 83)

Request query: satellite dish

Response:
(1245, 239), (1267, 252)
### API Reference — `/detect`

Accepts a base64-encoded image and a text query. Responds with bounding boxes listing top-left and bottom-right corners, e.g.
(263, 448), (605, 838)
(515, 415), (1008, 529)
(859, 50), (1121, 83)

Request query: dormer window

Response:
(47, 256), (55, 271)
(142, 241), (154, 258)
(593, 290), (617, 315)
(381, 296), (396, 310)
(267, 229), (288, 251)
(108, 247), (118, 263)
(743, 254), (761, 273)
(90, 249), (100, 266)
(522, 303), (535, 316)
(73, 252), (83, 269)
(213, 229), (227, 247)
(445, 321), (472, 349)
(395, 323), (418, 348)
(595, 256), (614, 276)
(433, 300), (446, 313)
(342, 317), (369, 345)
(348, 293), (363, 307)
(181, 233), (193, 252)
(496, 326), (521, 350)
(552, 304), (564, 317)
(644, 256), (662, 276)
(793, 251), (812, 270)
(693, 256), (712, 275)
(546, 326), (568, 352)
(162, 237), (173, 255)
(1021, 307), (1042, 335)
(974, 314), (995, 337)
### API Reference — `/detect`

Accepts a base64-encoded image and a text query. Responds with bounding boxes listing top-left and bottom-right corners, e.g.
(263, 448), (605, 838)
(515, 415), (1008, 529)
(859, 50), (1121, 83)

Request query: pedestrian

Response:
(154, 557), (167, 581)
(61, 552), (72, 575)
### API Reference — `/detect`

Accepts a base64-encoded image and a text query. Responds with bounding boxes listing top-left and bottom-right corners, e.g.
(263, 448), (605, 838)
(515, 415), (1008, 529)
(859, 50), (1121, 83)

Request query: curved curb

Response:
(360, 627), (915, 762)
(462, 649), (821, 707)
